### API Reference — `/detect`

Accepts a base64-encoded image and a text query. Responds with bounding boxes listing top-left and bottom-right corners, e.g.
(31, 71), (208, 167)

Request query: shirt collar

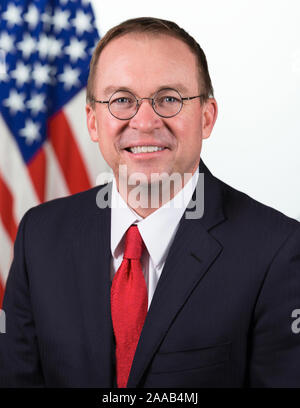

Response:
(110, 176), (143, 259)
(111, 169), (199, 267)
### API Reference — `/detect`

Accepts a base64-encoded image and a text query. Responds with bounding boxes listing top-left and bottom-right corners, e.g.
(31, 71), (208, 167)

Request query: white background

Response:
(90, 0), (300, 220)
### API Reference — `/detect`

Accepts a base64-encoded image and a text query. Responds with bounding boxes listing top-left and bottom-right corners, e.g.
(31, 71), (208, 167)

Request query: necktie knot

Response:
(123, 225), (144, 260)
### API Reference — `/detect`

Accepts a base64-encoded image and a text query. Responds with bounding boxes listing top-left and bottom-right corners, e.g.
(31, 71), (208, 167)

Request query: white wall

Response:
(90, 0), (300, 220)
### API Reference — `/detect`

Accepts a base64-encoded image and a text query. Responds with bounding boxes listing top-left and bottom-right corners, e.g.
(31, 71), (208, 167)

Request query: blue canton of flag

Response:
(0, 0), (99, 164)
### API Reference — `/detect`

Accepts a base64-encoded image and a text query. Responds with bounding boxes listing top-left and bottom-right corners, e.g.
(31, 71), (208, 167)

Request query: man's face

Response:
(86, 33), (217, 187)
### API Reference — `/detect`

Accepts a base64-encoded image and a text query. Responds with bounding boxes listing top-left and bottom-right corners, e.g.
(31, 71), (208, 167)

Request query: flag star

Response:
(48, 37), (63, 60)
(2, 89), (26, 115)
(37, 33), (49, 59)
(65, 38), (87, 62)
(24, 4), (39, 30)
(0, 32), (15, 53)
(72, 10), (93, 35)
(19, 119), (41, 145)
(32, 62), (52, 87)
(52, 8), (71, 33)
(58, 65), (80, 90)
(11, 61), (31, 87)
(37, 34), (63, 61)
(26, 92), (46, 115)
(17, 33), (36, 59)
(2, 4), (23, 27)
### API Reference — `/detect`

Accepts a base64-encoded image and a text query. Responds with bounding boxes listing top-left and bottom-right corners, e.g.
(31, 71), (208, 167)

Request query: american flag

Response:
(0, 0), (111, 306)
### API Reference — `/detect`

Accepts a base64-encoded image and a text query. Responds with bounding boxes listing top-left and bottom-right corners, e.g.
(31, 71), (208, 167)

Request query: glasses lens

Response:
(154, 89), (182, 117)
(109, 90), (137, 119)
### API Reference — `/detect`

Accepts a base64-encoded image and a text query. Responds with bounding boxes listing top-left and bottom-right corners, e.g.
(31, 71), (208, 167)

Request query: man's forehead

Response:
(97, 32), (196, 69)
(95, 33), (199, 95)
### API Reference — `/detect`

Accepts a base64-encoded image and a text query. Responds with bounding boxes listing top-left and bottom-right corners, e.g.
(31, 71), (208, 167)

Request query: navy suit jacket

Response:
(1, 159), (300, 387)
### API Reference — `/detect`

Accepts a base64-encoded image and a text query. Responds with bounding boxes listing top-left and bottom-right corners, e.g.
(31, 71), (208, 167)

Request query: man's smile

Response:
(122, 146), (170, 158)
(127, 146), (165, 153)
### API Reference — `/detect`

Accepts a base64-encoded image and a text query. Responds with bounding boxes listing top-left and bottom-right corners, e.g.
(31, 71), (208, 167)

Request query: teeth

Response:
(129, 146), (165, 154)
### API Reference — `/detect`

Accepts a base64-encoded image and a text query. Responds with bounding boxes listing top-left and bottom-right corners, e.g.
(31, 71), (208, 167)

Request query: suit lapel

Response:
(127, 159), (227, 387)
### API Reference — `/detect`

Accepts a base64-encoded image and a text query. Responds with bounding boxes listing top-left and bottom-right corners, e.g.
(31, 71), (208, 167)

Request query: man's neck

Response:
(115, 171), (197, 218)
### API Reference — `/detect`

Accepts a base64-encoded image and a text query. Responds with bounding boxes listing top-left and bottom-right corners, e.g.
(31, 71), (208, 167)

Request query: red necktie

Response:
(111, 224), (148, 388)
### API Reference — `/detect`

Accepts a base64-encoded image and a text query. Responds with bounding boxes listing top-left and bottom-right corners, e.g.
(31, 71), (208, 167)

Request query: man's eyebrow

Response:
(102, 84), (190, 97)
(103, 86), (130, 97)
(156, 84), (190, 94)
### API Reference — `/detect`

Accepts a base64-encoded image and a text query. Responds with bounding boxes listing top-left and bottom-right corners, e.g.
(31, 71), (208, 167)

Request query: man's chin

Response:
(127, 170), (173, 188)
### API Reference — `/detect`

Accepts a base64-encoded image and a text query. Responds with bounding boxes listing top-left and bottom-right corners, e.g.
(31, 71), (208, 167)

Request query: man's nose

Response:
(129, 98), (162, 131)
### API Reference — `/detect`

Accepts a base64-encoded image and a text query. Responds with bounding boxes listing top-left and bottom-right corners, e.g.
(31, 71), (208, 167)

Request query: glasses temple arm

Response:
(182, 95), (205, 101)
(92, 99), (109, 104)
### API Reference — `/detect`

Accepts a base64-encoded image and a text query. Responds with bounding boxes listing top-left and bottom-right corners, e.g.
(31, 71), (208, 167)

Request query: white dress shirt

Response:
(110, 169), (199, 311)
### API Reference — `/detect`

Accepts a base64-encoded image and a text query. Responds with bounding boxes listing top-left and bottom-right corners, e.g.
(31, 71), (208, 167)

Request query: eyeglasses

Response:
(91, 88), (206, 120)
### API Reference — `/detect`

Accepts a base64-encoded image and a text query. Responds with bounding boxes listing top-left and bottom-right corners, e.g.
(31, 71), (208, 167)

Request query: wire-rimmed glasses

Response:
(92, 88), (205, 120)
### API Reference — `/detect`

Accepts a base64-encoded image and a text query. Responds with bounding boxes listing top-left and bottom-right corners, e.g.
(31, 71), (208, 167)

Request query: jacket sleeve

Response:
(0, 209), (45, 387)
(247, 224), (300, 387)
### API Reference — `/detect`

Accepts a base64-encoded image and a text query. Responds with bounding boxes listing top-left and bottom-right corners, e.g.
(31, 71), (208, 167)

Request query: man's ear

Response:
(202, 98), (218, 140)
(86, 104), (98, 142)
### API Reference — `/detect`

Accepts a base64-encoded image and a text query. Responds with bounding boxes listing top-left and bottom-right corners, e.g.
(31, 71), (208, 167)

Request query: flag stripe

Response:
(48, 110), (91, 195)
(0, 219), (13, 287)
(63, 89), (112, 186)
(0, 114), (39, 223)
(27, 149), (47, 203)
(0, 175), (17, 242)
(44, 141), (70, 201)
(0, 277), (4, 309)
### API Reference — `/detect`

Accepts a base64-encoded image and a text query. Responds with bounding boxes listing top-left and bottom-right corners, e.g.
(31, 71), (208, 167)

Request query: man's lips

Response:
(121, 141), (170, 155)
(122, 145), (170, 157)
(123, 144), (168, 150)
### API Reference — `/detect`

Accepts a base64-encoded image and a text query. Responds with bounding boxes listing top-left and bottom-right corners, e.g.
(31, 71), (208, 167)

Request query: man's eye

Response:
(111, 97), (131, 104)
(165, 96), (177, 103)
(157, 96), (178, 104)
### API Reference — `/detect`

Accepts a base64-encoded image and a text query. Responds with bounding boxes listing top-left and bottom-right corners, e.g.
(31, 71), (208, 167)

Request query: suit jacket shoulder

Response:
(210, 173), (299, 253)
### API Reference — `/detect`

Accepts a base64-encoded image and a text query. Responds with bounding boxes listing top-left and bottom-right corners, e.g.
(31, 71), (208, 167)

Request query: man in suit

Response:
(1, 17), (300, 388)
